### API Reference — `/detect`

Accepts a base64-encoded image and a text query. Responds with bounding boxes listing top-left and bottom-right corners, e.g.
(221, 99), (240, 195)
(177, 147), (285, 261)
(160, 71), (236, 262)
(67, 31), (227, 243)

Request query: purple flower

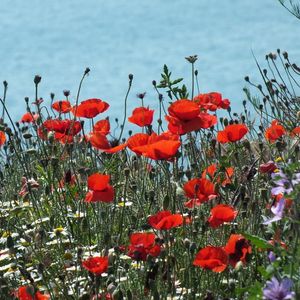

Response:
(263, 277), (295, 300)
(271, 171), (300, 196)
(263, 198), (285, 225)
(268, 251), (276, 263)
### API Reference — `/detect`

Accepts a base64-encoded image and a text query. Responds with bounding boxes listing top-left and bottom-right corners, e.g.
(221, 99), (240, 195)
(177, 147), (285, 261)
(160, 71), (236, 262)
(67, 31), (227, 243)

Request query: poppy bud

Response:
(34, 75), (42, 85)
(23, 133), (32, 139)
(282, 51), (288, 59)
(128, 74), (133, 81)
(84, 67), (90, 75)
(189, 242), (197, 253)
(223, 118), (228, 126)
(152, 80), (156, 86)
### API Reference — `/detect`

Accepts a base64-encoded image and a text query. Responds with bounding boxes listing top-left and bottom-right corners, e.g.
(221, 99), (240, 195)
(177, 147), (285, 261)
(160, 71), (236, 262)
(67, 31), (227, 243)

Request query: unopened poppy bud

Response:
(244, 76), (250, 82)
(3, 80), (7, 88)
(34, 75), (42, 85)
(158, 94), (163, 102)
(157, 119), (162, 125)
(282, 51), (288, 59)
(195, 69), (198, 76)
(25, 97), (29, 104)
(63, 90), (70, 97)
(223, 118), (228, 126)
(189, 242), (197, 253)
(152, 80), (156, 86)
(128, 74), (133, 81)
(84, 67), (90, 75)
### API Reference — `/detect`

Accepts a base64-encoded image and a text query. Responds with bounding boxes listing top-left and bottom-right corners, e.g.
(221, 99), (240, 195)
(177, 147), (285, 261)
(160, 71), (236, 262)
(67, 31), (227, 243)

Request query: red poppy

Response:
(127, 232), (161, 261)
(265, 120), (285, 142)
(72, 98), (109, 118)
(93, 119), (110, 135)
(20, 112), (39, 123)
(88, 131), (127, 153)
(259, 161), (277, 174)
(148, 210), (184, 230)
(42, 119), (82, 136)
(193, 246), (228, 272)
(184, 178), (217, 205)
(165, 99), (217, 135)
(0, 131), (6, 146)
(16, 286), (50, 300)
(291, 126), (300, 137)
(52, 100), (72, 113)
(224, 234), (251, 267)
(202, 163), (234, 187)
(82, 256), (108, 275)
(208, 204), (237, 228)
(85, 173), (114, 203)
(217, 124), (248, 143)
(128, 132), (180, 160)
(128, 106), (154, 127)
(193, 92), (230, 111)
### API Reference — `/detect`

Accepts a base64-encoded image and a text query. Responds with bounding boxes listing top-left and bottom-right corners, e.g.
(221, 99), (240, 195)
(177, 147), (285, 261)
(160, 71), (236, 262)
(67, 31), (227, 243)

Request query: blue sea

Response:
(0, 0), (299, 123)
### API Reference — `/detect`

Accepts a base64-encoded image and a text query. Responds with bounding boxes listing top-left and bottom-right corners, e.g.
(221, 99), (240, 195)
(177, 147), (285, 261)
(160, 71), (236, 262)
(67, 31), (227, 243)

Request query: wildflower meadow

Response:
(1, 3), (300, 300)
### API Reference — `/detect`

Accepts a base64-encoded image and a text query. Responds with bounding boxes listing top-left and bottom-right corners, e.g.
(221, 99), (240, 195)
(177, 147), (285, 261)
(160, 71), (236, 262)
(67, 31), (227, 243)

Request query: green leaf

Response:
(242, 233), (273, 250)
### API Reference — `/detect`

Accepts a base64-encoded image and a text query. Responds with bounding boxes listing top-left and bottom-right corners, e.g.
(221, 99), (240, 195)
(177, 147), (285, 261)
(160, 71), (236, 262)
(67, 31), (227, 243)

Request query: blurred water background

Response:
(0, 0), (299, 123)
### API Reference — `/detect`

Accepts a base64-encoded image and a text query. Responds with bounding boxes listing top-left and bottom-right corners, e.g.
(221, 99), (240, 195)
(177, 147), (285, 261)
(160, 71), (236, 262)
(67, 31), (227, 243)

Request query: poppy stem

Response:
(118, 74), (133, 143)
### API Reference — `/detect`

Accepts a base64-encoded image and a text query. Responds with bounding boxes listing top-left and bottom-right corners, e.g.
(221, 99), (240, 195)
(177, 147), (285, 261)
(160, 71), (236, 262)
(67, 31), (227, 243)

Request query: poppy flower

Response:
(193, 246), (228, 272)
(0, 131), (6, 146)
(85, 173), (114, 203)
(265, 120), (286, 142)
(217, 123), (248, 143)
(291, 126), (300, 137)
(72, 98), (109, 118)
(20, 112), (39, 123)
(127, 232), (161, 261)
(202, 163), (234, 187)
(16, 286), (50, 300)
(88, 131), (127, 153)
(82, 256), (108, 275)
(224, 234), (251, 267)
(128, 132), (180, 160)
(42, 119), (82, 136)
(184, 178), (217, 204)
(259, 161), (277, 174)
(52, 100), (72, 113)
(128, 106), (154, 127)
(193, 92), (230, 111)
(93, 119), (110, 135)
(165, 99), (217, 135)
(208, 204), (237, 228)
(148, 210), (184, 230)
